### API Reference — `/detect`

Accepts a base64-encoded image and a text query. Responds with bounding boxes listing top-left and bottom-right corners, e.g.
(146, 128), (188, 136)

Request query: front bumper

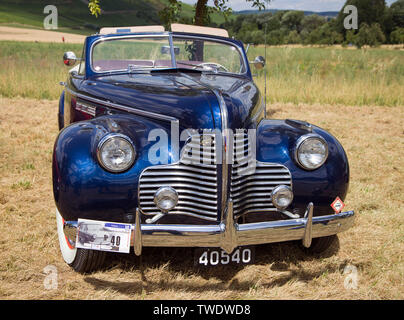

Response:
(133, 201), (355, 255)
(64, 201), (355, 255)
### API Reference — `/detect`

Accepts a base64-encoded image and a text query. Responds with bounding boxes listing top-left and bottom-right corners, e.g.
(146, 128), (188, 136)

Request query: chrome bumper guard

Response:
(132, 200), (355, 256)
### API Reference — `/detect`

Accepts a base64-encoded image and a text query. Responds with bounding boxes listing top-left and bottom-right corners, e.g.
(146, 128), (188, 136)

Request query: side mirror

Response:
(251, 56), (265, 70)
(63, 51), (77, 66)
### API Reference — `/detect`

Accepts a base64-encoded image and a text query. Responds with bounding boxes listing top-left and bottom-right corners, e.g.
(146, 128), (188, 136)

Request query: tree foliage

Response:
(88, 0), (101, 18)
(87, 0), (403, 47)
(390, 27), (404, 43)
(88, 0), (270, 28)
(390, 0), (404, 28)
(351, 23), (386, 48)
(224, 0), (403, 46)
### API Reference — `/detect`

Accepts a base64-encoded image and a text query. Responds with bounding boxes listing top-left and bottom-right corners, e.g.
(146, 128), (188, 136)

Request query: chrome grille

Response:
(231, 131), (292, 218)
(138, 133), (219, 221)
(139, 130), (293, 222)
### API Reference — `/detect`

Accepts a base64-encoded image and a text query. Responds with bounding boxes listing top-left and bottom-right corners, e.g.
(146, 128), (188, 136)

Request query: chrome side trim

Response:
(64, 86), (179, 124)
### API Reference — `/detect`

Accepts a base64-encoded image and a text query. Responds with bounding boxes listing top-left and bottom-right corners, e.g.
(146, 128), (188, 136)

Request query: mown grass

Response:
(0, 97), (402, 299)
(0, 40), (403, 106)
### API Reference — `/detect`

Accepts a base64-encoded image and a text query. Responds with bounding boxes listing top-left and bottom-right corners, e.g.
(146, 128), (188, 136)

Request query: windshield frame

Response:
(88, 32), (249, 77)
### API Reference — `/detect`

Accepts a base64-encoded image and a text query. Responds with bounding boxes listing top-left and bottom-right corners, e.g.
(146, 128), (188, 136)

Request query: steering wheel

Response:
(194, 62), (228, 72)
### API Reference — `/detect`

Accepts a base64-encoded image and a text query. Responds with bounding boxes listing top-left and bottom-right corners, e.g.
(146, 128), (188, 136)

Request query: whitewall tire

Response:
(56, 208), (106, 273)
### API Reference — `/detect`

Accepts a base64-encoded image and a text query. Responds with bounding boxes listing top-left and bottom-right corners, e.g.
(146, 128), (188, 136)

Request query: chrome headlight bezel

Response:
(295, 134), (329, 170)
(271, 185), (293, 210)
(96, 133), (136, 173)
(154, 186), (179, 213)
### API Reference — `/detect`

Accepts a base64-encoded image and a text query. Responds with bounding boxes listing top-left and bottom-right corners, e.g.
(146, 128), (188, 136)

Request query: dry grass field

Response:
(0, 97), (402, 300)
(0, 26), (85, 43)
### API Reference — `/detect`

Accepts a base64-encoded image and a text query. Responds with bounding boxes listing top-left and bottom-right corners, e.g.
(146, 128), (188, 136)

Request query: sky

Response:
(181, 0), (398, 12)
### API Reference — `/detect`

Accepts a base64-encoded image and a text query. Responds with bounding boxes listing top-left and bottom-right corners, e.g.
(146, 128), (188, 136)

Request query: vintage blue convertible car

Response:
(54, 24), (355, 273)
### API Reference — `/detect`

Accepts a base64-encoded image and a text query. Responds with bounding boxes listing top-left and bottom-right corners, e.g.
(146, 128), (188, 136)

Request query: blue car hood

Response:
(79, 72), (261, 130)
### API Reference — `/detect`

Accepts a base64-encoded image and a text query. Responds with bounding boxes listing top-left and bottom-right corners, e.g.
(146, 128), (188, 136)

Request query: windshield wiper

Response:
(150, 67), (202, 74)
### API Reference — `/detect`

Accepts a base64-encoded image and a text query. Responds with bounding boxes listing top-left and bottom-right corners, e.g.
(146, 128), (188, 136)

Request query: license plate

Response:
(194, 247), (255, 266)
(76, 219), (132, 253)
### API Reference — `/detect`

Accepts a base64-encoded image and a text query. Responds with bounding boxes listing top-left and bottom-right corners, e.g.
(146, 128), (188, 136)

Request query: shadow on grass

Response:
(83, 236), (357, 295)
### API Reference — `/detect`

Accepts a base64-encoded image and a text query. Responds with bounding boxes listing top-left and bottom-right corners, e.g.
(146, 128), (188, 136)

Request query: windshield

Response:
(91, 35), (246, 74)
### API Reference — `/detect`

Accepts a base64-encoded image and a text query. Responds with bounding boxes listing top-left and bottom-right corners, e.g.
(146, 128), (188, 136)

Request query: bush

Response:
(390, 28), (404, 44)
(353, 23), (386, 48)
(286, 30), (301, 44)
(307, 23), (343, 45)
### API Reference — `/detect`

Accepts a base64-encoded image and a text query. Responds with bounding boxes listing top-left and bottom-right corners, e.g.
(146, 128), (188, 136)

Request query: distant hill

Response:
(0, 0), (227, 35)
(235, 9), (339, 18)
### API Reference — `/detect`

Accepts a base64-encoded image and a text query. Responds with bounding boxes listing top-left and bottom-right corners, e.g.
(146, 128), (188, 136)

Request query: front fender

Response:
(256, 119), (349, 216)
(53, 114), (174, 222)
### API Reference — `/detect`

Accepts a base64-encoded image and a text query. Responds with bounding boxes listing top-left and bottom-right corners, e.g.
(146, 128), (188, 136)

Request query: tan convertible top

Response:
(171, 24), (229, 37)
(99, 24), (229, 38)
(99, 25), (165, 34)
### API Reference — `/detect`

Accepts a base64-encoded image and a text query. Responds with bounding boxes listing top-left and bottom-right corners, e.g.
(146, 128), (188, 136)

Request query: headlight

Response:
(271, 185), (293, 210)
(154, 186), (178, 212)
(295, 134), (328, 170)
(97, 134), (135, 172)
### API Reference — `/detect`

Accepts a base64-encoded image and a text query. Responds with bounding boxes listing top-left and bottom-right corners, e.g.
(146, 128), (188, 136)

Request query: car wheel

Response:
(56, 209), (106, 273)
(300, 235), (338, 254)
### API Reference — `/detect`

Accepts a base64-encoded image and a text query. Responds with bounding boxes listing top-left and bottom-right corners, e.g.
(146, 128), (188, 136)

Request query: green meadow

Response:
(248, 46), (404, 107)
(0, 40), (403, 106)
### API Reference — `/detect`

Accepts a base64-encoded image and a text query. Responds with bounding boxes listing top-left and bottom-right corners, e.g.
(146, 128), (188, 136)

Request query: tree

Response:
(264, 11), (284, 32)
(352, 23), (386, 48)
(159, 0), (183, 29)
(390, 27), (404, 44)
(280, 10), (305, 31)
(286, 30), (301, 44)
(307, 23), (343, 45)
(390, 0), (404, 28)
(301, 14), (327, 34)
(88, 0), (271, 27)
(266, 29), (287, 45)
(335, 0), (388, 35)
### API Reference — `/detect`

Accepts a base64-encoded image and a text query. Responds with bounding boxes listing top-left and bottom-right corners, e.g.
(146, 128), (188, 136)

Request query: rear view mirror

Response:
(251, 56), (265, 70)
(161, 45), (180, 55)
(63, 51), (77, 66)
